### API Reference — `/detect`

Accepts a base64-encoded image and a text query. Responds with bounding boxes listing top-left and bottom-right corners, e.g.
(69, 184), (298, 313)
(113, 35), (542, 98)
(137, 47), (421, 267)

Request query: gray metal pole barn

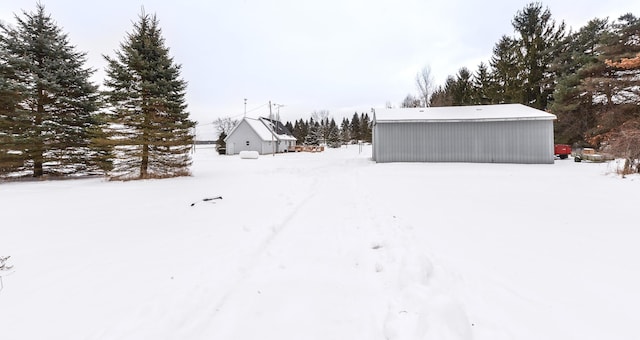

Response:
(372, 104), (556, 164)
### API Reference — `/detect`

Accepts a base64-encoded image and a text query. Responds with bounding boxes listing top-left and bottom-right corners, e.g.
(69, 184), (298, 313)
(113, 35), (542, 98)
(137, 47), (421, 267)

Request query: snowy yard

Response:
(1, 145), (639, 340)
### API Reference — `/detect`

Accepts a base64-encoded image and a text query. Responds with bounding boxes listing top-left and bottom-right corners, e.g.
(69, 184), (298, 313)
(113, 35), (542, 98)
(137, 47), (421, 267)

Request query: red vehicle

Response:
(554, 144), (571, 159)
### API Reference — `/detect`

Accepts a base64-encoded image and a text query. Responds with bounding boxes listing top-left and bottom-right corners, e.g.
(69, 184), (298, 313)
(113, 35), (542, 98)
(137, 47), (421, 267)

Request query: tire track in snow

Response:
(184, 176), (321, 335)
(196, 158), (381, 339)
(184, 154), (391, 337)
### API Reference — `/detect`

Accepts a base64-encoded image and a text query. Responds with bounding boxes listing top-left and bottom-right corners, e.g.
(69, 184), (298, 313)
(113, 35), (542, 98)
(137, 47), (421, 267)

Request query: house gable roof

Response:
(374, 104), (556, 123)
(225, 117), (297, 142)
(258, 117), (297, 141)
(246, 118), (276, 141)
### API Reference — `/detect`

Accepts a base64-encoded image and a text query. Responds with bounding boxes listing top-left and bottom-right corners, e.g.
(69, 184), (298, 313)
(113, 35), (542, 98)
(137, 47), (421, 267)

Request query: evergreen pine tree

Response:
(430, 76), (455, 107)
(304, 119), (321, 145)
(549, 18), (608, 145)
(292, 119), (304, 141)
(451, 67), (475, 105)
(585, 14), (640, 147)
(215, 131), (227, 154)
(472, 62), (493, 105)
(490, 35), (523, 104)
(339, 117), (351, 144)
(103, 11), (195, 179)
(360, 113), (372, 143)
(350, 112), (361, 141)
(599, 13), (640, 106)
(0, 4), (105, 177)
(300, 119), (309, 142)
(511, 3), (566, 109)
(326, 118), (340, 148)
(0, 61), (27, 174)
(319, 117), (328, 145)
(284, 121), (294, 136)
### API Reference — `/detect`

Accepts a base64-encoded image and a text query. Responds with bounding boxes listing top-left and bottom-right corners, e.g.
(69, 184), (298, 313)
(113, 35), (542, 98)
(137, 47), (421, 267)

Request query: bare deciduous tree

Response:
(605, 119), (640, 175)
(416, 65), (434, 107)
(401, 94), (421, 108)
(212, 117), (238, 154)
(0, 256), (12, 272)
(310, 110), (330, 123)
(0, 255), (13, 292)
(213, 117), (239, 137)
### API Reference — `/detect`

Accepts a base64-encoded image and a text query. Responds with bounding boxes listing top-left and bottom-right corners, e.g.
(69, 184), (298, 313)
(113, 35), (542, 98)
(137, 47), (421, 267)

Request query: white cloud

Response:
(2, 0), (639, 124)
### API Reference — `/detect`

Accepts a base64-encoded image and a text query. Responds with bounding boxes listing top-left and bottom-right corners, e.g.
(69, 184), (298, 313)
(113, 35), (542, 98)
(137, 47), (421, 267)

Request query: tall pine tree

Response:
(292, 119), (307, 142)
(339, 117), (351, 144)
(304, 118), (321, 145)
(430, 76), (456, 107)
(0, 4), (105, 177)
(0, 59), (26, 174)
(600, 14), (640, 107)
(489, 35), (523, 104)
(472, 62), (493, 105)
(451, 67), (475, 105)
(549, 18), (608, 145)
(350, 112), (361, 142)
(326, 118), (340, 148)
(360, 113), (372, 143)
(103, 11), (194, 180)
(511, 3), (566, 109)
(587, 14), (640, 147)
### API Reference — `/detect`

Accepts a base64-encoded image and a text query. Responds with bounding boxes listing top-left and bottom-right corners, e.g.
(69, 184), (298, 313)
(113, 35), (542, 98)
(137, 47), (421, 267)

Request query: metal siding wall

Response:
(372, 125), (378, 161)
(374, 120), (554, 163)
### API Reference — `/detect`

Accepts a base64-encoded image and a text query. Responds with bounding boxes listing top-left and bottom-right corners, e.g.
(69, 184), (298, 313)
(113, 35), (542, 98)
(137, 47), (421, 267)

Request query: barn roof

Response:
(374, 104), (556, 123)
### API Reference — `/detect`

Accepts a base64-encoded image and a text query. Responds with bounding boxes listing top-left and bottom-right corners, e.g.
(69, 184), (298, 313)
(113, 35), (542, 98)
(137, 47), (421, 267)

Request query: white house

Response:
(372, 104), (557, 164)
(224, 117), (297, 155)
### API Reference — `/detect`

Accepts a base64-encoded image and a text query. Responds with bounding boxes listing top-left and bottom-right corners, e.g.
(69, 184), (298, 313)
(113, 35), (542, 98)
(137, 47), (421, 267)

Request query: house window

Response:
(246, 141), (250, 146)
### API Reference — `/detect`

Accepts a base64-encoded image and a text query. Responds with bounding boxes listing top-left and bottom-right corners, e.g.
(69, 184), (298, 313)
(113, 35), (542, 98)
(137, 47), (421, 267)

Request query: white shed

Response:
(224, 117), (297, 155)
(372, 104), (557, 164)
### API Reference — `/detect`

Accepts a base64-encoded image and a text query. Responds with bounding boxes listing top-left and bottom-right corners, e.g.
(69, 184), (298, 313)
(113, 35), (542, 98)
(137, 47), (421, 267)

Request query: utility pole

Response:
(273, 103), (285, 132)
(273, 103), (286, 152)
(269, 100), (275, 156)
(244, 98), (247, 117)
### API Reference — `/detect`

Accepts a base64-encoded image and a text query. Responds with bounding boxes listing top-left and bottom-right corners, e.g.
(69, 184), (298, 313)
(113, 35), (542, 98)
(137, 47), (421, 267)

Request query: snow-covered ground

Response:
(1, 145), (639, 340)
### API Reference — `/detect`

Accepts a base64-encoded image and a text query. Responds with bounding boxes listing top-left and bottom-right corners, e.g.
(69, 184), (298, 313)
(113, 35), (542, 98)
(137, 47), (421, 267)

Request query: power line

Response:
(194, 102), (270, 127)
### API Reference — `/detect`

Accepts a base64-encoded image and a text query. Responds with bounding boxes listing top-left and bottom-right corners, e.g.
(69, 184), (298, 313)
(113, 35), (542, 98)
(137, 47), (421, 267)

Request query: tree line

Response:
(286, 111), (372, 148)
(3, 3), (639, 178)
(402, 3), (639, 170)
(0, 4), (194, 180)
(214, 111), (373, 153)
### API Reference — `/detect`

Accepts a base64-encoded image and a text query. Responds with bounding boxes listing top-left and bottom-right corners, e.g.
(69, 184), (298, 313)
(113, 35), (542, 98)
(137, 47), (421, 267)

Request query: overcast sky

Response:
(2, 0), (639, 131)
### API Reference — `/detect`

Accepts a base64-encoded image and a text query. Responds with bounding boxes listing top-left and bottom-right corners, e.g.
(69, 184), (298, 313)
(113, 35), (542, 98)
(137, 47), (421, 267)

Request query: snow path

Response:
(1, 145), (639, 340)
(190, 156), (389, 339)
